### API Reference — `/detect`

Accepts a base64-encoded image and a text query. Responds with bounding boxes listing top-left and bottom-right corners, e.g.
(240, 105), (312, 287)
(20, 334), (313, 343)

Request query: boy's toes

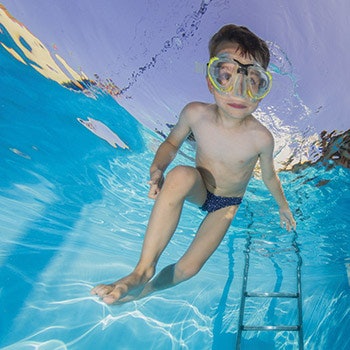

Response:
(91, 284), (112, 297)
(103, 291), (122, 304)
(90, 285), (100, 295)
(91, 283), (127, 304)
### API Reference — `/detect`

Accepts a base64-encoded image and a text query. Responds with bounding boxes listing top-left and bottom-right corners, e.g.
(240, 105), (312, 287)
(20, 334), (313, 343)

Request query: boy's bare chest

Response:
(194, 127), (258, 165)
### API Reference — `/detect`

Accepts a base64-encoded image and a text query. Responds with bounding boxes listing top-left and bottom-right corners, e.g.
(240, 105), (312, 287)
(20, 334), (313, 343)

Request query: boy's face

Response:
(207, 41), (267, 119)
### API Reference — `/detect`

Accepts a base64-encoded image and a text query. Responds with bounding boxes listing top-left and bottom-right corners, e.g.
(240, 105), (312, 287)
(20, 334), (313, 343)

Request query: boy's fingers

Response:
(148, 176), (161, 185)
(148, 183), (160, 199)
(280, 217), (296, 231)
(288, 216), (296, 231)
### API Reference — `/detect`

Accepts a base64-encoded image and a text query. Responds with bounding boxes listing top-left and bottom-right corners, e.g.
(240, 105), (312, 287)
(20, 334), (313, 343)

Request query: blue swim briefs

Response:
(200, 190), (242, 213)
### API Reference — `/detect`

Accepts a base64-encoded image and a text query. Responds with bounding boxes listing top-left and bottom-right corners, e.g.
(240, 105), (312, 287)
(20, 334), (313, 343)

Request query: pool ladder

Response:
(236, 230), (304, 350)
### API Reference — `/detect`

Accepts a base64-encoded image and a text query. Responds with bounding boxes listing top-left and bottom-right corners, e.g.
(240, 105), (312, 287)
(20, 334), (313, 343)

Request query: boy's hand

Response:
(148, 169), (164, 199)
(279, 207), (296, 231)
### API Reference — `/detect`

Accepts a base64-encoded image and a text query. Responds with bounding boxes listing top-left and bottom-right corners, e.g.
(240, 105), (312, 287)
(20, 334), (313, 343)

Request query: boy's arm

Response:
(148, 104), (193, 199)
(259, 134), (296, 231)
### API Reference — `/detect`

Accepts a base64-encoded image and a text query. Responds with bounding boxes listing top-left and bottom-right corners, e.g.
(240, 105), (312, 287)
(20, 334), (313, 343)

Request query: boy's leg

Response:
(91, 166), (207, 304)
(175, 205), (238, 281)
(132, 204), (238, 300)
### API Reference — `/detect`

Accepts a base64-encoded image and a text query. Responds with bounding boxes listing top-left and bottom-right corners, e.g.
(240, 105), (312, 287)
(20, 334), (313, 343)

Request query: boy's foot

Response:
(91, 271), (152, 304)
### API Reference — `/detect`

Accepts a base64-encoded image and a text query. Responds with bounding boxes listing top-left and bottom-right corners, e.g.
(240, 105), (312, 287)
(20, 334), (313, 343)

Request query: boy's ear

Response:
(206, 76), (214, 94)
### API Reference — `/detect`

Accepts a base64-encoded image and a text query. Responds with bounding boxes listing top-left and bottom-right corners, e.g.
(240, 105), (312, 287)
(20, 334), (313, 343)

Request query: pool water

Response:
(1, 4), (350, 350)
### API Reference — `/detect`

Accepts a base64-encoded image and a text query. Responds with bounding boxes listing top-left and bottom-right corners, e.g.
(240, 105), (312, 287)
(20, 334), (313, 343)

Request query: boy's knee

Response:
(175, 261), (201, 282)
(166, 166), (199, 188)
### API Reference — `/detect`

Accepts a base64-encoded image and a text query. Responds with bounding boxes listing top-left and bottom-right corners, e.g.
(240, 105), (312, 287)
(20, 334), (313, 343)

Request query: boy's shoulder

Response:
(248, 116), (274, 146)
(248, 115), (271, 133)
(182, 101), (212, 113)
(180, 101), (213, 123)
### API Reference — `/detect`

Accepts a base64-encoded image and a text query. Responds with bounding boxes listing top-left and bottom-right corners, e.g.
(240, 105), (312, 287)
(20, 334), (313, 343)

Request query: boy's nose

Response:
(233, 74), (246, 97)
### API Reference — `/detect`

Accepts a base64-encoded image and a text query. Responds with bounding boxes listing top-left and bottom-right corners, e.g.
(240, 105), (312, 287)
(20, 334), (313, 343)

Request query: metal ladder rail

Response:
(293, 230), (304, 349)
(235, 230), (303, 350)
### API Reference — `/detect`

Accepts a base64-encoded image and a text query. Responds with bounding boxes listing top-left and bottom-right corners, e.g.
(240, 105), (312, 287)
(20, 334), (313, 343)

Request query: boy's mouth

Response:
(227, 102), (247, 109)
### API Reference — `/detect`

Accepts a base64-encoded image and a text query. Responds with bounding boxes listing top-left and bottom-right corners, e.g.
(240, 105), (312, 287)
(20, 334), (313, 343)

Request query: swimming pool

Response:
(1, 1), (349, 349)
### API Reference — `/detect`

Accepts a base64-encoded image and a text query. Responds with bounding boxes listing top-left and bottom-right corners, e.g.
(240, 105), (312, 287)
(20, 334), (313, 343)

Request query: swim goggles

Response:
(207, 53), (272, 101)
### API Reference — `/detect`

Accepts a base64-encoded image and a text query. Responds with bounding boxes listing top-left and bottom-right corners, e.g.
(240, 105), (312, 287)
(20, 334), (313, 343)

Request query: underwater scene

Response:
(0, 1), (349, 349)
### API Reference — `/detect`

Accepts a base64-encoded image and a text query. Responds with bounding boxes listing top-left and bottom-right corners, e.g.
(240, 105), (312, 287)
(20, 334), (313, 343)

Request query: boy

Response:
(91, 24), (296, 304)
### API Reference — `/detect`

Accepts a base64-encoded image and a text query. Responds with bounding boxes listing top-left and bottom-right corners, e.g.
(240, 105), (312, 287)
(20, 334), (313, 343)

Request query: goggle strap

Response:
(237, 66), (248, 75)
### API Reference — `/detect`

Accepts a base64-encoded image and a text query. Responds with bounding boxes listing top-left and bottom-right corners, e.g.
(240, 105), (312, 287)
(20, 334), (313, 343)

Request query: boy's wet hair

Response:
(209, 24), (270, 69)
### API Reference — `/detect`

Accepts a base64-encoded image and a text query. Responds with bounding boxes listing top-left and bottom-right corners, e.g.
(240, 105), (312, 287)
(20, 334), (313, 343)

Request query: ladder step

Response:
(245, 292), (299, 298)
(242, 325), (300, 332)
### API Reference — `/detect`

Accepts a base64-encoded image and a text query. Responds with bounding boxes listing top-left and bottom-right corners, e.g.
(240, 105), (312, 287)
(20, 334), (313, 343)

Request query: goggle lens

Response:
(207, 55), (272, 100)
